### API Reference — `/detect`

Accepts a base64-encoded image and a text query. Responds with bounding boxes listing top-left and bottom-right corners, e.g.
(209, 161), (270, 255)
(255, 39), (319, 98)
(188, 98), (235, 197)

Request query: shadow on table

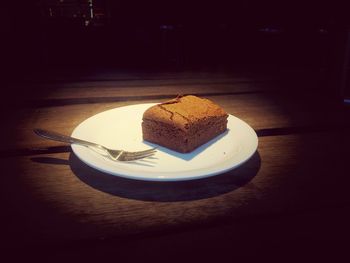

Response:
(68, 150), (261, 202)
(31, 156), (70, 165)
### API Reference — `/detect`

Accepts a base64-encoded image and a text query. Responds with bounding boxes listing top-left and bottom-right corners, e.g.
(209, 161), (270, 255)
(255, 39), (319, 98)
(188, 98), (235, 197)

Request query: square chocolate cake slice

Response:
(142, 95), (228, 153)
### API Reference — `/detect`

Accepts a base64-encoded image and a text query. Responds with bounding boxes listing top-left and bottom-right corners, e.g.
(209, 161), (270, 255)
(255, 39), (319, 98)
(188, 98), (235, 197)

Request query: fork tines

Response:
(117, 147), (157, 161)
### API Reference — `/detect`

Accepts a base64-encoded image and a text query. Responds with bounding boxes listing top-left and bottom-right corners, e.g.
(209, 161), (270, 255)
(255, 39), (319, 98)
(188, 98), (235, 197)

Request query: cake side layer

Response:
(142, 120), (189, 153)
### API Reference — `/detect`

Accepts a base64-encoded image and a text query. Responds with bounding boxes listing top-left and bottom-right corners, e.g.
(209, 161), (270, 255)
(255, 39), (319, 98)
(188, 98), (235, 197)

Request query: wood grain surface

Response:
(2, 72), (349, 259)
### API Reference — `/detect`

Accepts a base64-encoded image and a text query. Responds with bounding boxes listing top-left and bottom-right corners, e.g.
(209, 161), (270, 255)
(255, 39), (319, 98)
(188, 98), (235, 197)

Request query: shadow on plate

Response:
(69, 150), (261, 202)
(143, 130), (229, 161)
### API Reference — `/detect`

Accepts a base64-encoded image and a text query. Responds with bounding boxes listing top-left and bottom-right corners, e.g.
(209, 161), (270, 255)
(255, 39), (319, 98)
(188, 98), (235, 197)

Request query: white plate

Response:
(71, 103), (258, 181)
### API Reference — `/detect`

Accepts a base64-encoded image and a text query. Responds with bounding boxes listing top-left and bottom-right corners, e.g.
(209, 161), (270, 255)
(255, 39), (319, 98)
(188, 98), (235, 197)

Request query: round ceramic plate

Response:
(71, 103), (258, 181)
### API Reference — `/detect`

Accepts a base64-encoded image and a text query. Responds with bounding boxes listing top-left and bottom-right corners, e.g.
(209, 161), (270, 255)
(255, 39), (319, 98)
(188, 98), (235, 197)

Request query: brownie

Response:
(142, 95), (228, 153)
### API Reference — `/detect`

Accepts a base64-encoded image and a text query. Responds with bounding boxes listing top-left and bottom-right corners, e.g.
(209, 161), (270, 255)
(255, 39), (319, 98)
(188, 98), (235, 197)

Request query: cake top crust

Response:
(142, 95), (228, 130)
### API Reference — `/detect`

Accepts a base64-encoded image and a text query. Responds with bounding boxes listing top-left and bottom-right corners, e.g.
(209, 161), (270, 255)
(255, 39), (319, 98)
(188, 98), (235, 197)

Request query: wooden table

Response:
(2, 70), (350, 260)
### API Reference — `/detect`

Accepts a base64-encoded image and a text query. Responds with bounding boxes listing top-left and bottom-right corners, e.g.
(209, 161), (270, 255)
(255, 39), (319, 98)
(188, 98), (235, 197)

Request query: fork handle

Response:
(34, 129), (99, 148)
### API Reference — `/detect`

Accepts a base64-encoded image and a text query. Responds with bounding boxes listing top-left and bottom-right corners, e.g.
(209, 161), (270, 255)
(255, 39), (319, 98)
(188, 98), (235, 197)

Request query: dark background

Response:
(2, 2), (348, 69)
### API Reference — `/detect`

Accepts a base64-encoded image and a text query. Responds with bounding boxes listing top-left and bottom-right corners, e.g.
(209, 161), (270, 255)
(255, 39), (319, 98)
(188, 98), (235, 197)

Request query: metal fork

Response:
(34, 129), (157, 161)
